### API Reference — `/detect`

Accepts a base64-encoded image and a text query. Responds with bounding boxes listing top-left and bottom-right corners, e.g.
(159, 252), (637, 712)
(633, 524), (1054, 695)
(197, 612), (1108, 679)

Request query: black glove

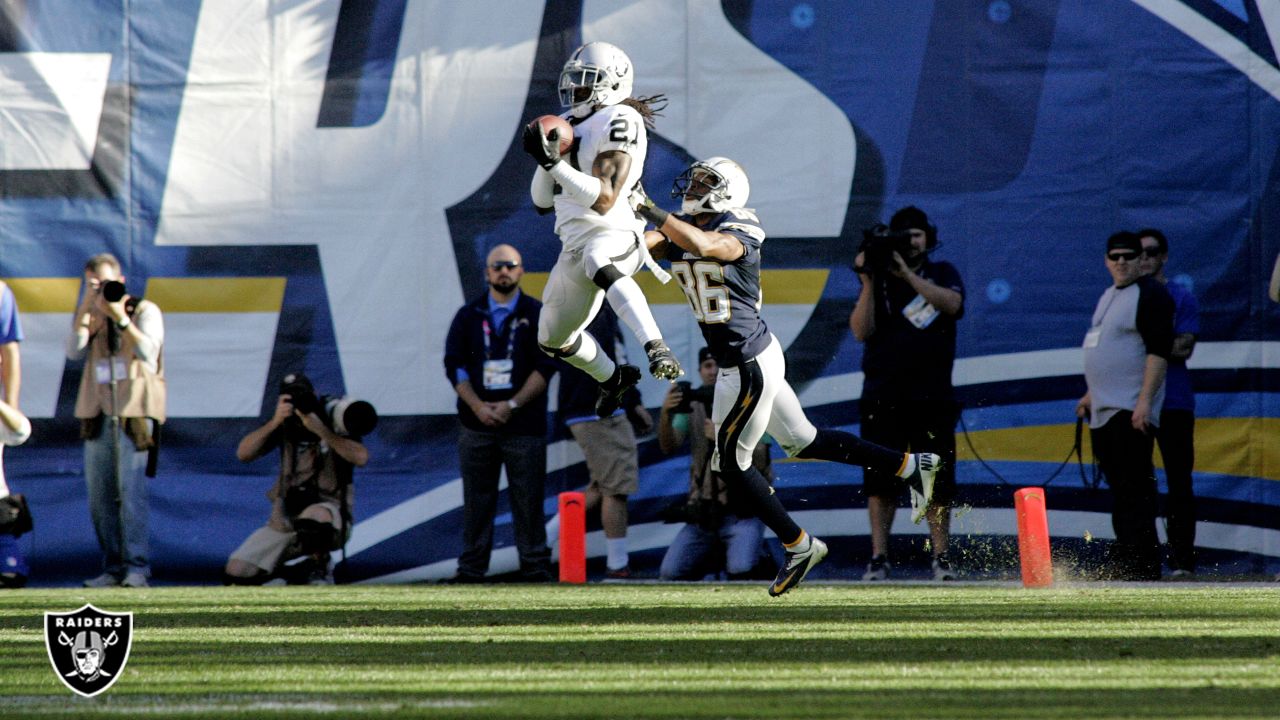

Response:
(632, 182), (670, 227)
(522, 123), (561, 170)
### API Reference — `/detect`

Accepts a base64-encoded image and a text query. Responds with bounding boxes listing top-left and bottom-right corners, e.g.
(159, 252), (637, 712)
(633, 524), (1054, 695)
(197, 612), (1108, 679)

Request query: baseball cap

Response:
(1106, 231), (1141, 253)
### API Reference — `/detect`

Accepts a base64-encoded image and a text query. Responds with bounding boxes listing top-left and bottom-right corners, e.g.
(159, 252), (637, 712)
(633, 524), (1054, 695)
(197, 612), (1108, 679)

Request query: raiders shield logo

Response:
(44, 604), (134, 697)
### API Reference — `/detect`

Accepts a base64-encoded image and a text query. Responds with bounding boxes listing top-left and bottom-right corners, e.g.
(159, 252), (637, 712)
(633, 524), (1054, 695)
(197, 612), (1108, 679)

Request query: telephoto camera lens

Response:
(325, 397), (379, 438)
(101, 280), (126, 303)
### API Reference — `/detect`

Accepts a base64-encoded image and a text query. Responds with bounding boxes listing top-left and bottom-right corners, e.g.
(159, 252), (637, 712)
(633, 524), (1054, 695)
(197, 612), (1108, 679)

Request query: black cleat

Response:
(644, 339), (683, 380)
(596, 364), (641, 417)
(862, 555), (891, 581)
(932, 554), (958, 581)
(768, 536), (828, 597)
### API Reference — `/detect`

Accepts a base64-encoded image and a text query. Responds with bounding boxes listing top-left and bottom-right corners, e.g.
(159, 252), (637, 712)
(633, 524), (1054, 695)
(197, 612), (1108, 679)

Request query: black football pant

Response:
(1091, 412), (1161, 580)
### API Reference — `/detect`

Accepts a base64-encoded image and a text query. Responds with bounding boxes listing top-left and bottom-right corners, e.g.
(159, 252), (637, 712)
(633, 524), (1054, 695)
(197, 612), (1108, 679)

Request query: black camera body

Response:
(673, 381), (716, 414)
(279, 372), (379, 439)
(660, 494), (725, 530)
(859, 224), (914, 274)
(280, 373), (322, 415)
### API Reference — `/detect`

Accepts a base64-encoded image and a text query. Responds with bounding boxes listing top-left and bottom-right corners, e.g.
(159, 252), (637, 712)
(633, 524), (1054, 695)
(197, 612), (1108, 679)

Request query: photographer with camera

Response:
(657, 348), (774, 581)
(851, 207), (964, 581)
(66, 253), (165, 588)
(224, 372), (375, 585)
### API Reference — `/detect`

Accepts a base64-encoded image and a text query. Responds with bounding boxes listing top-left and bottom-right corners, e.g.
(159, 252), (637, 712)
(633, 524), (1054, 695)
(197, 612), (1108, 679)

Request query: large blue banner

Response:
(1, 0), (1277, 584)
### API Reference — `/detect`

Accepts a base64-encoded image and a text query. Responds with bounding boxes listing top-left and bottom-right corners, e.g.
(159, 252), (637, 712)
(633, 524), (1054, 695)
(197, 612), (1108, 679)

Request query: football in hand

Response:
(531, 115), (573, 154)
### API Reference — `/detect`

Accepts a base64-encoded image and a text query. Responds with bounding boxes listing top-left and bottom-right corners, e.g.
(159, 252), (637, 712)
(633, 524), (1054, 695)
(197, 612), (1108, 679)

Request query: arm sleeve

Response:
(1136, 280), (1175, 359)
(530, 167), (554, 209)
(547, 161), (602, 206)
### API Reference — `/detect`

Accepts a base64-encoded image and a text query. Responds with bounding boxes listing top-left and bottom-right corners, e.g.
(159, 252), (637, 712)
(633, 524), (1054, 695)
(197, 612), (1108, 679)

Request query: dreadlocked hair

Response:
(621, 94), (668, 130)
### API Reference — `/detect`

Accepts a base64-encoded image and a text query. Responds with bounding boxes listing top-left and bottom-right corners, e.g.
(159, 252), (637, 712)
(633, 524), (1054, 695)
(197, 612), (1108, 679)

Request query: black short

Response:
(860, 396), (959, 505)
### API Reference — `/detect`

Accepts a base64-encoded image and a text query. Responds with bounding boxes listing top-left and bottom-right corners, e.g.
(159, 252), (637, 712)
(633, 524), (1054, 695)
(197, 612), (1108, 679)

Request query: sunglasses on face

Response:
(1141, 247), (1163, 257)
(1107, 251), (1139, 262)
(489, 261), (520, 271)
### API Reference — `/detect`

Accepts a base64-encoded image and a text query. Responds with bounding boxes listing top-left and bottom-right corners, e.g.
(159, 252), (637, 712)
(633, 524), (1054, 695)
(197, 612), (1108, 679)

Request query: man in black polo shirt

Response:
(443, 244), (557, 582)
(851, 206), (965, 581)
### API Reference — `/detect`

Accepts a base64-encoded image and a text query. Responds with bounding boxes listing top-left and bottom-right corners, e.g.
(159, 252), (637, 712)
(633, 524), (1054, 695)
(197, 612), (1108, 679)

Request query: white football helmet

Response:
(672, 157), (751, 215)
(559, 42), (634, 118)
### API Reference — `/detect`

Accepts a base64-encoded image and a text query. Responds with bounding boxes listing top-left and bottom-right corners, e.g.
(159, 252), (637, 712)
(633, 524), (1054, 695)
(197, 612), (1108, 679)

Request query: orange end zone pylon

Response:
(1014, 487), (1053, 588)
(558, 491), (586, 584)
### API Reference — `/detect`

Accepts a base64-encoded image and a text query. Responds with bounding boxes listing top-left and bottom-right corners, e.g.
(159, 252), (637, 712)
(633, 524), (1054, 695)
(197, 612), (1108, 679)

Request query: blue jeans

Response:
(84, 419), (150, 577)
(659, 515), (765, 580)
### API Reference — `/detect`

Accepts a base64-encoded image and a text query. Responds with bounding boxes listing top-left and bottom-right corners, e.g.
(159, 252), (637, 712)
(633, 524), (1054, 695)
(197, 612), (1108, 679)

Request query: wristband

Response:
(638, 203), (670, 228)
(116, 317), (131, 330)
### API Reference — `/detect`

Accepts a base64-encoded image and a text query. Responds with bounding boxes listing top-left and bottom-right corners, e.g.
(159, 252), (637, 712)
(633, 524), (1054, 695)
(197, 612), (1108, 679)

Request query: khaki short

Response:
(229, 501), (343, 572)
(569, 414), (638, 496)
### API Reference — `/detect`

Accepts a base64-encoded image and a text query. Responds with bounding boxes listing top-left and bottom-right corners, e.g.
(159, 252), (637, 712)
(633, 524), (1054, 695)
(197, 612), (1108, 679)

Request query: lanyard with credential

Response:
(482, 317), (517, 360)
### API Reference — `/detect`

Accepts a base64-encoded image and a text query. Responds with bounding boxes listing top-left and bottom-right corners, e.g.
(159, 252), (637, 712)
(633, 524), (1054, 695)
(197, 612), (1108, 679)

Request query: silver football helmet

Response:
(672, 157), (751, 215)
(559, 42), (633, 118)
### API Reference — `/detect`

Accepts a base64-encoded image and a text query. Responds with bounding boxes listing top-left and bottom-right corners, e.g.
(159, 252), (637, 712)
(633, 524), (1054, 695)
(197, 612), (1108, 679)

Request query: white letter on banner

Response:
(155, 0), (544, 415)
(0, 53), (110, 170)
(581, 0), (855, 237)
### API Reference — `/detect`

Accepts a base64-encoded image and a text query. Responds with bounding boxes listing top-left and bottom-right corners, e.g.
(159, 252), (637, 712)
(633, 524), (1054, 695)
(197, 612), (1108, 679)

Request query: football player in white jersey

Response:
(523, 42), (681, 418)
(636, 157), (940, 595)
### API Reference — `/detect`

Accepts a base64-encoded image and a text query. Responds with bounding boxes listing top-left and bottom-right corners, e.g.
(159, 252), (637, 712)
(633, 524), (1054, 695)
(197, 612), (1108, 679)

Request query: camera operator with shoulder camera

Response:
(224, 372), (376, 585)
(66, 253), (166, 589)
(850, 207), (965, 581)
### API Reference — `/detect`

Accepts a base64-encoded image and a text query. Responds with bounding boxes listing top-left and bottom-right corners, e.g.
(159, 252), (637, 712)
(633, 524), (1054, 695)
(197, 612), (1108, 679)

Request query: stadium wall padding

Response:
(1, 0), (1278, 583)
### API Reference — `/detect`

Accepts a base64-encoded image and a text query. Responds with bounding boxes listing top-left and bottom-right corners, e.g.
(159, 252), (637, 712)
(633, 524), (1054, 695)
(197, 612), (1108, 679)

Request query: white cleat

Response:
(908, 453), (940, 524)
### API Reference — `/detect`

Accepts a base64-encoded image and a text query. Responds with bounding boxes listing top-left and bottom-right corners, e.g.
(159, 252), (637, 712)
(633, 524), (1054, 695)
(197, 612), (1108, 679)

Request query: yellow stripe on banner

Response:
(957, 418), (1280, 482)
(1, 278), (82, 313)
(520, 269), (829, 304)
(145, 278), (287, 313)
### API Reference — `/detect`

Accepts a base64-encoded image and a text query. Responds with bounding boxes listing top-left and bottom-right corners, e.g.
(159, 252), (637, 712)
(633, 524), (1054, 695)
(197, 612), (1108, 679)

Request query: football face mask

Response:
(558, 42), (633, 118)
(673, 157), (750, 215)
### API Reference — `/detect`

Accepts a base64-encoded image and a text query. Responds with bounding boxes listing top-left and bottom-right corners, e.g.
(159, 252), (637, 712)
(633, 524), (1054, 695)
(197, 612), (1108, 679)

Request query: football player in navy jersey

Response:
(523, 42), (681, 421)
(635, 157), (940, 595)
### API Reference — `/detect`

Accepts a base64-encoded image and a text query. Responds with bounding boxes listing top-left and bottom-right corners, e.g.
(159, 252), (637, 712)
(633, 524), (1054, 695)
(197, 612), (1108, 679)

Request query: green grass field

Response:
(1, 583), (1277, 719)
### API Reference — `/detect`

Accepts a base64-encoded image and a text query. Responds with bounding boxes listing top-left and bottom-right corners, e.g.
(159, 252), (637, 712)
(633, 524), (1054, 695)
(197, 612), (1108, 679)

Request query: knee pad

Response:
(294, 518), (340, 554)
(539, 335), (582, 359)
(591, 264), (625, 291)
